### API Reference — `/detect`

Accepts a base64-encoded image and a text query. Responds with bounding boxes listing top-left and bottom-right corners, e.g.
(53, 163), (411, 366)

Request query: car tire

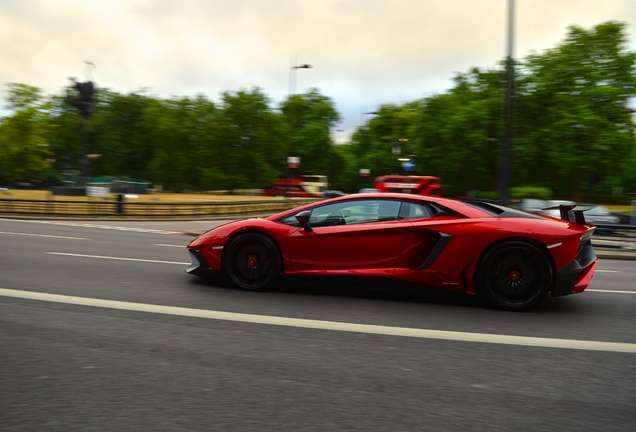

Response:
(476, 241), (552, 311)
(223, 232), (282, 291)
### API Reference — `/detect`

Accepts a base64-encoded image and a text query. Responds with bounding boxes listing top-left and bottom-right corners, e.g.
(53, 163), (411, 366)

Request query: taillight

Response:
(581, 228), (595, 243)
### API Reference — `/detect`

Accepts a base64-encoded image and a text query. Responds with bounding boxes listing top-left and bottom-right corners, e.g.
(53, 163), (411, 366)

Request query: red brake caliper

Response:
(247, 255), (258, 268)
(508, 270), (521, 282)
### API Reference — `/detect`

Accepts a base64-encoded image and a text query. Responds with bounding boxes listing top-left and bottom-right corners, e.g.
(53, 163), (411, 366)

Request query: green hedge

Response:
(474, 191), (500, 200)
(510, 186), (553, 200)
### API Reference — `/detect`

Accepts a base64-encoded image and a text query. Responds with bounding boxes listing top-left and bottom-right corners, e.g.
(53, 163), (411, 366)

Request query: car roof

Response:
(267, 192), (494, 220)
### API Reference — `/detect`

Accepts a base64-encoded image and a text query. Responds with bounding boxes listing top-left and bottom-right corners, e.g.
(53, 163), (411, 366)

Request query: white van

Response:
(300, 175), (329, 196)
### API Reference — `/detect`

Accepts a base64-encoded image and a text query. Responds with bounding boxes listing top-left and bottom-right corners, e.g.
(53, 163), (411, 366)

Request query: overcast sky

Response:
(1, 0), (635, 141)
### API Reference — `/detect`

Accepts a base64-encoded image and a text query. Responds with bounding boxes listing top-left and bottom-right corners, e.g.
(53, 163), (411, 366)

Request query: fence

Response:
(0, 197), (317, 218)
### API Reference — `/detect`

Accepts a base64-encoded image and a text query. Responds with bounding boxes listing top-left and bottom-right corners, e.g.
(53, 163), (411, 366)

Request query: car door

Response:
(285, 199), (411, 272)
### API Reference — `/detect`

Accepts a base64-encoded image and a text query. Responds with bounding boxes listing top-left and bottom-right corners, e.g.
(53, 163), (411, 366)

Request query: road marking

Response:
(587, 289), (636, 294)
(47, 252), (188, 265)
(154, 244), (185, 248)
(0, 231), (86, 240)
(1, 288), (635, 354)
(0, 219), (180, 235)
(595, 270), (620, 273)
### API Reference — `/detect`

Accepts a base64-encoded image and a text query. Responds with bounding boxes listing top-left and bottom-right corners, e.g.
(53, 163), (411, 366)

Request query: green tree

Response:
(90, 89), (154, 179)
(145, 96), (218, 190)
(213, 87), (286, 190)
(280, 88), (342, 176)
(516, 21), (636, 198)
(414, 68), (504, 194)
(0, 83), (53, 178)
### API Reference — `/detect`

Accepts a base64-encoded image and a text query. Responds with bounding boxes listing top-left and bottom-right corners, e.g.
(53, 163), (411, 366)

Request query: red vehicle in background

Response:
(262, 179), (321, 198)
(372, 175), (443, 196)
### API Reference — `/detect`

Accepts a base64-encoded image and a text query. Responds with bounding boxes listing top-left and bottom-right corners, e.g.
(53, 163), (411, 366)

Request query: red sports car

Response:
(186, 193), (597, 310)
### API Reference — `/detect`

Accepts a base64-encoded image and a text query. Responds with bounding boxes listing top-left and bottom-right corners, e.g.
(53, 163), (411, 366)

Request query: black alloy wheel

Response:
(223, 233), (282, 291)
(477, 241), (553, 310)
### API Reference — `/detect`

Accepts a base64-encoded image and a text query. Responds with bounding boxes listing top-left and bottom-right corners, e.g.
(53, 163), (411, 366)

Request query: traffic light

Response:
(67, 79), (95, 119)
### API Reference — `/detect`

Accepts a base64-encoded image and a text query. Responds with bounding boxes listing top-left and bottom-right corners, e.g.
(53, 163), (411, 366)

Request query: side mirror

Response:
(295, 210), (313, 232)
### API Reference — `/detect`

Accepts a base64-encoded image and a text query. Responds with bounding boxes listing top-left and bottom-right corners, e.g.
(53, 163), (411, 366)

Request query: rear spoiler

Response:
(542, 204), (597, 224)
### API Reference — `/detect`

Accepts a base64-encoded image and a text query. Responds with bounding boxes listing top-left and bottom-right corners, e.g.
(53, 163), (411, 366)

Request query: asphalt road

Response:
(1, 217), (635, 431)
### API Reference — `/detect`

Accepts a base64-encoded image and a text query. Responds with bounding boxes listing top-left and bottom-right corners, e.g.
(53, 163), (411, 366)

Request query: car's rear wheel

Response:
(223, 233), (282, 291)
(476, 241), (552, 310)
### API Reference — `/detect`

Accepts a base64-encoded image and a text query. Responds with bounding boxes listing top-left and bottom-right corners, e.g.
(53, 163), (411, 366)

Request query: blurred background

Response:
(1, 0), (635, 204)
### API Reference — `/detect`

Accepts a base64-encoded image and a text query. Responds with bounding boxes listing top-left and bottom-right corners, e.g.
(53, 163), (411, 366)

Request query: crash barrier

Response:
(0, 197), (318, 218)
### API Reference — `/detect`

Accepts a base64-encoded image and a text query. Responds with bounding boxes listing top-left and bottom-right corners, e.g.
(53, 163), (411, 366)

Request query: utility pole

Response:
(286, 56), (312, 179)
(500, 0), (514, 206)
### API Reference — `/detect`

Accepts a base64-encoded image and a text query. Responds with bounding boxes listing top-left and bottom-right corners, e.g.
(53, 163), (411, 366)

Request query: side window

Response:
(375, 200), (401, 221)
(277, 199), (404, 227)
(399, 202), (432, 220)
(278, 213), (302, 227)
(309, 202), (350, 227)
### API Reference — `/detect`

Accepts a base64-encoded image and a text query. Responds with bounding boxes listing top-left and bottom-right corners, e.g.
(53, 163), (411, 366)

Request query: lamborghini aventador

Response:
(186, 193), (597, 310)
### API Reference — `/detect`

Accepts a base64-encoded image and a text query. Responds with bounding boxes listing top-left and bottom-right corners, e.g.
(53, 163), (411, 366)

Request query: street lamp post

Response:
(358, 111), (378, 189)
(499, 0), (515, 206)
(286, 60), (312, 179)
(289, 63), (312, 96)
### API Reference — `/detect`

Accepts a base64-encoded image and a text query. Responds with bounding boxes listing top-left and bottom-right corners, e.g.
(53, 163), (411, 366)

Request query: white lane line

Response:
(0, 231), (87, 240)
(1, 288), (635, 354)
(47, 252), (188, 265)
(587, 289), (636, 294)
(0, 219), (180, 235)
(596, 270), (620, 273)
(154, 244), (185, 248)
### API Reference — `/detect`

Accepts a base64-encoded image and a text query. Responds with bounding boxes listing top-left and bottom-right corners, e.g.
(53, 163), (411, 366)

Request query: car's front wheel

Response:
(476, 241), (552, 310)
(223, 232), (282, 291)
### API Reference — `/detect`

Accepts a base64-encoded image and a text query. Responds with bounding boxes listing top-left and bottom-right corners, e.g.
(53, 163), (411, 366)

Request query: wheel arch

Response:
(476, 236), (557, 292)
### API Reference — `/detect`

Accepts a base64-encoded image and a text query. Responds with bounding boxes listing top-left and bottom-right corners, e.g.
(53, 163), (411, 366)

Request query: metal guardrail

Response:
(0, 198), (318, 218)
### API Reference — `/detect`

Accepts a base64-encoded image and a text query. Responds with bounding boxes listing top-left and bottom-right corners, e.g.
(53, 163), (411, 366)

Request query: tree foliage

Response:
(0, 84), (52, 178)
(515, 21), (636, 198)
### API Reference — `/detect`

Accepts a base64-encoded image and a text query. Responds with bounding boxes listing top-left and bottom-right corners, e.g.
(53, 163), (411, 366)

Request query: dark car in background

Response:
(519, 198), (620, 234)
(583, 205), (621, 234)
(583, 205), (620, 225)
(541, 200), (577, 218)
